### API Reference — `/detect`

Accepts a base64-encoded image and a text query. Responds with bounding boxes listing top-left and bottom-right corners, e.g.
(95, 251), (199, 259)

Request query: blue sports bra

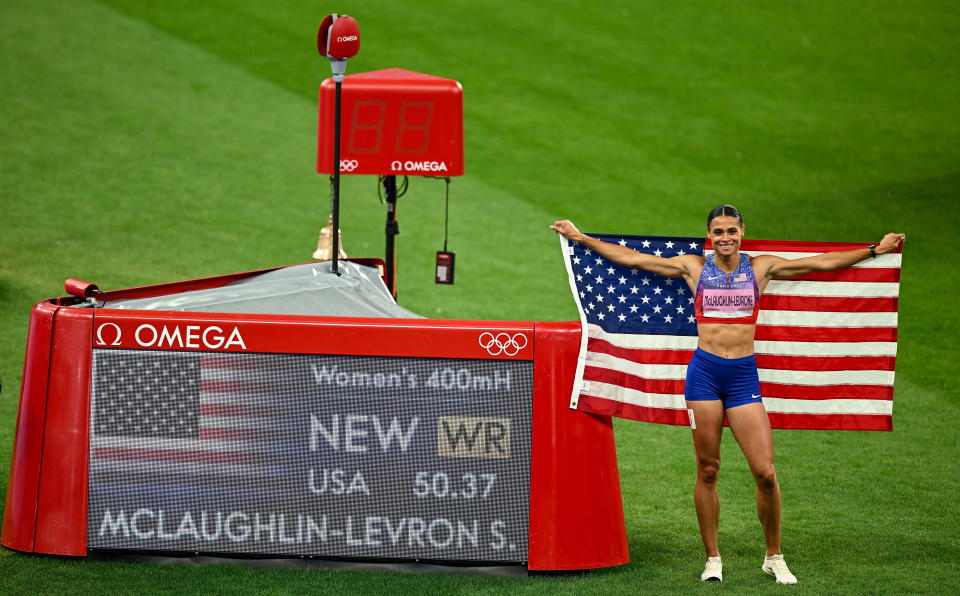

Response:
(694, 254), (760, 325)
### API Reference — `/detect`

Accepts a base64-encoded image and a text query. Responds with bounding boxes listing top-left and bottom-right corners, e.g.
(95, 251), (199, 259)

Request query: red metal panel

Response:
(527, 322), (628, 570)
(33, 308), (93, 556)
(1, 302), (58, 552)
(92, 311), (533, 361)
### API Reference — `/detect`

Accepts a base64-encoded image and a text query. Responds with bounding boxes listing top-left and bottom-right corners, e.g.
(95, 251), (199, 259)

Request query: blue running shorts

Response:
(684, 347), (763, 409)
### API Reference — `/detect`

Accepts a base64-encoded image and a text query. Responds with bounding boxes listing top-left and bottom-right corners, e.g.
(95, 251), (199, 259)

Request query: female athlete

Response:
(550, 205), (904, 584)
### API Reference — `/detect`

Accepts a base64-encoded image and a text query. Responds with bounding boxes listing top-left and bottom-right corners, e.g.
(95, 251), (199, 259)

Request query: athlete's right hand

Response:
(550, 220), (582, 241)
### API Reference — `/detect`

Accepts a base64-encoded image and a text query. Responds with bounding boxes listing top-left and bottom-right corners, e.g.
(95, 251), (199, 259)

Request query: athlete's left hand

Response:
(876, 233), (906, 255)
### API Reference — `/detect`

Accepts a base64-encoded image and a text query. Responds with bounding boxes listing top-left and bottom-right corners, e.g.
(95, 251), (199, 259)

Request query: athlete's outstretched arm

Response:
(550, 220), (697, 279)
(754, 233), (905, 281)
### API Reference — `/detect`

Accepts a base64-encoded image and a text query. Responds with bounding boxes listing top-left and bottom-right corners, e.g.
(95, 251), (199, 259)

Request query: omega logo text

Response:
(95, 322), (247, 351)
(390, 160), (449, 173)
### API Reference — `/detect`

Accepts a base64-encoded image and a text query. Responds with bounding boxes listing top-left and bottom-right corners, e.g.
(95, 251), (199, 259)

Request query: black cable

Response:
(378, 175), (409, 201)
(442, 176), (450, 252)
(422, 176), (452, 251)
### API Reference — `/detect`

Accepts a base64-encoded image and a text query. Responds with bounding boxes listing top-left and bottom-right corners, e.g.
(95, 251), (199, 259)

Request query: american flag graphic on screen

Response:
(560, 234), (902, 431)
(90, 352), (302, 487)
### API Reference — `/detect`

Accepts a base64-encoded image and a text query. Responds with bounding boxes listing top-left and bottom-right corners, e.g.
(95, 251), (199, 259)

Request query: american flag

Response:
(560, 234), (902, 431)
(90, 351), (305, 495)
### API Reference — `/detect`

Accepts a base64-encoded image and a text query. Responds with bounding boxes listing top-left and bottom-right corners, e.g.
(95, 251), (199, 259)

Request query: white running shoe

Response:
(762, 554), (798, 584)
(700, 556), (722, 582)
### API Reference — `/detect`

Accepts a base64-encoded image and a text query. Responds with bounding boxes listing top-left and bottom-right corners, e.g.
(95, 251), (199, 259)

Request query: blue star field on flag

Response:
(566, 234), (704, 336)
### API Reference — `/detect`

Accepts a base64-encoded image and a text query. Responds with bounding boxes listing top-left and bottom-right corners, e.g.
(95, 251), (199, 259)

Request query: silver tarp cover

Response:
(101, 261), (422, 318)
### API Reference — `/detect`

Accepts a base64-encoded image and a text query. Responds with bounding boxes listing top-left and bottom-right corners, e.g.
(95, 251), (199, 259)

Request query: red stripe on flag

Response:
(578, 396), (892, 431)
(576, 394), (690, 426)
(754, 353), (896, 372)
(583, 366), (684, 395)
(198, 427), (256, 441)
(199, 403), (260, 417)
(755, 326), (897, 342)
(586, 339), (693, 365)
(761, 382), (893, 400)
(760, 295), (898, 312)
(765, 412), (892, 431)
(780, 268), (900, 283)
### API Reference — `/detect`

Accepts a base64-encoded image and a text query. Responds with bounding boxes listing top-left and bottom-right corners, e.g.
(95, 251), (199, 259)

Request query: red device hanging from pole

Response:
(317, 14), (360, 276)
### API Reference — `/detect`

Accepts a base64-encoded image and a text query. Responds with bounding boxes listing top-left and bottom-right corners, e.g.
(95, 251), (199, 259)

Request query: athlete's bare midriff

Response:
(696, 322), (756, 359)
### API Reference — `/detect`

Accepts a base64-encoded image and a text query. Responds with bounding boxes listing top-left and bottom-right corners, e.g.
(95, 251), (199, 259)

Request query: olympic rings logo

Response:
(339, 159), (359, 172)
(478, 332), (528, 357)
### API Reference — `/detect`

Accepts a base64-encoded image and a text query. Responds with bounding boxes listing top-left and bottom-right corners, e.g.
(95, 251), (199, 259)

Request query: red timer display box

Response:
(317, 68), (464, 177)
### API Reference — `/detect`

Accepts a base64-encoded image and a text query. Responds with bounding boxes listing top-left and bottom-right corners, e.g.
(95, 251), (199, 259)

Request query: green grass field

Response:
(2, 0), (958, 593)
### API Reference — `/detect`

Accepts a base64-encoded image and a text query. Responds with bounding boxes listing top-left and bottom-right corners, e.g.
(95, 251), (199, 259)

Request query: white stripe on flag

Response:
(757, 310), (898, 327)
(195, 417), (266, 430)
(763, 397), (893, 416)
(734, 250), (902, 268)
(759, 368), (895, 386)
(754, 339), (898, 357)
(764, 280), (900, 297)
(561, 235), (591, 409)
(91, 458), (275, 478)
(588, 324), (696, 349)
(92, 435), (251, 453)
(200, 369), (251, 381)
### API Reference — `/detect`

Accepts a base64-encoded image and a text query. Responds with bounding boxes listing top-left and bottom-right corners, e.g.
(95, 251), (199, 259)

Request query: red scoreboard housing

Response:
(317, 68), (464, 177)
(3, 263), (628, 572)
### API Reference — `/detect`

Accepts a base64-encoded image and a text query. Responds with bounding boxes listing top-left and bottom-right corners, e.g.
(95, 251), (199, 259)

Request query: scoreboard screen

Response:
(88, 350), (532, 563)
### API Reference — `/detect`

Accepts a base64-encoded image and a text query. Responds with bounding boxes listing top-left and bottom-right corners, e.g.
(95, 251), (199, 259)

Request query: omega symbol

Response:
(96, 323), (122, 346)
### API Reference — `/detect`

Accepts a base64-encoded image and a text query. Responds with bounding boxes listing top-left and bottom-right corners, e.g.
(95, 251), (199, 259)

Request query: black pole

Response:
(331, 79), (343, 276)
(383, 175), (399, 297)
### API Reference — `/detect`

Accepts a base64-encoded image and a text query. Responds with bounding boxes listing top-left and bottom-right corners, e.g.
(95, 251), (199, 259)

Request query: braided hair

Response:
(706, 204), (743, 228)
